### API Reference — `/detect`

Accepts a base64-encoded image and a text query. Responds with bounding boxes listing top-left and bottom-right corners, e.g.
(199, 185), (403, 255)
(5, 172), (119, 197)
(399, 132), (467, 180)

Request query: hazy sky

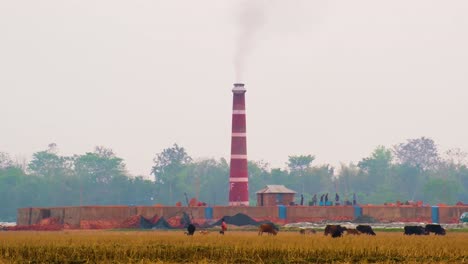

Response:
(1, 1), (467, 177)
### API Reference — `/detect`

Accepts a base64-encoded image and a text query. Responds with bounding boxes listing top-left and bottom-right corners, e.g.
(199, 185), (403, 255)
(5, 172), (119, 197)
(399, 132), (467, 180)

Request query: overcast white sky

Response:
(1, 1), (467, 177)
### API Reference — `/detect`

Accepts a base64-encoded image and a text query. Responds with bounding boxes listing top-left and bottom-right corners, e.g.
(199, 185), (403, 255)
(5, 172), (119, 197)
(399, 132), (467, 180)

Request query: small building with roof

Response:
(256, 185), (297, 206)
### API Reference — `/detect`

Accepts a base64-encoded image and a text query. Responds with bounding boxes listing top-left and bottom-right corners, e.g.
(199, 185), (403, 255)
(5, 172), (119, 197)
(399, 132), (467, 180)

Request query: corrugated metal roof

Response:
(256, 185), (297, 194)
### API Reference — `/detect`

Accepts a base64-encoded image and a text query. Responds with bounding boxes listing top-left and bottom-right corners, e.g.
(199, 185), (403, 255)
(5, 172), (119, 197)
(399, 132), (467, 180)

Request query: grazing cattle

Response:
(346, 228), (361, 235)
(356, 225), (376, 236)
(258, 223), (278, 236)
(324, 225), (347, 238)
(425, 224), (446, 235)
(199, 230), (210, 235)
(404, 226), (429, 235)
(186, 224), (196, 236)
(299, 229), (316, 235)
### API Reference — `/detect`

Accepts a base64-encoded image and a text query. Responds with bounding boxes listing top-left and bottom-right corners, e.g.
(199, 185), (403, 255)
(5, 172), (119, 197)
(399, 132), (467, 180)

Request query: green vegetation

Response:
(1, 137), (468, 221)
(0, 231), (467, 263)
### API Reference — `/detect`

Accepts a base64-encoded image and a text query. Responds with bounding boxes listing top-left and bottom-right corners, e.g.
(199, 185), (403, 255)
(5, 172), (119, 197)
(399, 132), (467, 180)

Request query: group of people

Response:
(309, 193), (357, 206)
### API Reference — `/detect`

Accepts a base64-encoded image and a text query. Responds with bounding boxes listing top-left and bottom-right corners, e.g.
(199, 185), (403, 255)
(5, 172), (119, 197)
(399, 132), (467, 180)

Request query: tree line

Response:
(1, 137), (467, 221)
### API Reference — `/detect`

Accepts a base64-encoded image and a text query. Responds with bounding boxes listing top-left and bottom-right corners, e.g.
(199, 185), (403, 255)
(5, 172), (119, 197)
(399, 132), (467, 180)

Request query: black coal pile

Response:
(209, 213), (269, 227)
(152, 217), (174, 229)
(139, 216), (154, 229)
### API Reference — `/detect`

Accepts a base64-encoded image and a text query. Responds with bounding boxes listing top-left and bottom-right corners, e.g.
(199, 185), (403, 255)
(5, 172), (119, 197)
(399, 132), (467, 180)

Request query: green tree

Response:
(74, 146), (128, 205)
(28, 144), (73, 178)
(270, 168), (289, 184)
(27, 144), (76, 206)
(74, 146), (126, 184)
(393, 137), (440, 171)
(287, 155), (316, 200)
(247, 160), (270, 204)
(151, 144), (192, 205)
(423, 178), (460, 204)
(456, 166), (468, 202)
(358, 146), (393, 174)
(123, 176), (158, 205)
(435, 148), (468, 203)
(357, 146), (393, 193)
(0, 165), (39, 221)
(0, 152), (13, 169)
(299, 164), (334, 203)
(391, 138), (441, 202)
(393, 163), (422, 201)
(190, 158), (229, 205)
(287, 155), (315, 173)
(336, 163), (360, 197)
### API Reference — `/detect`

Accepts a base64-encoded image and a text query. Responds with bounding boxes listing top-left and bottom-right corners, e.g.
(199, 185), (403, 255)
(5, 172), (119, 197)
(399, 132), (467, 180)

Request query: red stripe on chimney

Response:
(229, 83), (249, 206)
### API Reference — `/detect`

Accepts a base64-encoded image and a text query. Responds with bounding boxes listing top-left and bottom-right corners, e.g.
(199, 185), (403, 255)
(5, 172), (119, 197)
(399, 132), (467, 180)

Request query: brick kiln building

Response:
(256, 185), (297, 206)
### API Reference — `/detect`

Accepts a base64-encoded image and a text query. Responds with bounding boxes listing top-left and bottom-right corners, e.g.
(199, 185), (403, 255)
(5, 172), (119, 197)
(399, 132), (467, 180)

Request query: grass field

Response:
(0, 230), (467, 263)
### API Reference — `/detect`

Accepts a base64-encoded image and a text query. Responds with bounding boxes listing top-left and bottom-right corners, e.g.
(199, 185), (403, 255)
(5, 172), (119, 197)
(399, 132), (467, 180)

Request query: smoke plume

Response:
(234, 0), (269, 82)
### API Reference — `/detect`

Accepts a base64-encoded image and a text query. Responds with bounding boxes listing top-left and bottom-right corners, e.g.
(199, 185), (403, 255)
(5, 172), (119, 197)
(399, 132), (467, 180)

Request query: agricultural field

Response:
(0, 230), (467, 263)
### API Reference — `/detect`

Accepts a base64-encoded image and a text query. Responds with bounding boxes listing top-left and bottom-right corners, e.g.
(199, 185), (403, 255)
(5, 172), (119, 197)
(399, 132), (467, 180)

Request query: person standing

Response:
(353, 193), (357, 205)
(312, 194), (317, 206)
(220, 218), (227, 235)
(325, 193), (329, 205)
(335, 193), (340, 206)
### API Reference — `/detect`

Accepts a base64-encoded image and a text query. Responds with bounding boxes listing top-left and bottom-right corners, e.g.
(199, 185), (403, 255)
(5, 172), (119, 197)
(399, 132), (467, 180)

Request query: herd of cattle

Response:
(293, 223), (445, 237)
(404, 224), (446, 235)
(186, 223), (446, 237)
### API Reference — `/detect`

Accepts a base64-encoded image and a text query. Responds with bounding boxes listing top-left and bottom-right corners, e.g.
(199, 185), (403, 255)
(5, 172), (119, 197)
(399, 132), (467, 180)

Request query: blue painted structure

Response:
(278, 205), (287, 219)
(431, 206), (439, 223)
(354, 206), (362, 219)
(204, 207), (213, 220)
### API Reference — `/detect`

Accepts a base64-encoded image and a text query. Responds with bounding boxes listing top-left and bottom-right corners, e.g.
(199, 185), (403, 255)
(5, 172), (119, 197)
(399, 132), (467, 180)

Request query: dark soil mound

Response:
(209, 213), (272, 227)
(152, 217), (174, 229)
(139, 216), (154, 229)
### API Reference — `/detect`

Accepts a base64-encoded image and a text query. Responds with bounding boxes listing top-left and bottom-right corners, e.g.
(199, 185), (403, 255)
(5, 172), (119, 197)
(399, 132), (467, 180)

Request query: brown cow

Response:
(299, 229), (316, 235)
(258, 223), (278, 236)
(346, 228), (360, 235)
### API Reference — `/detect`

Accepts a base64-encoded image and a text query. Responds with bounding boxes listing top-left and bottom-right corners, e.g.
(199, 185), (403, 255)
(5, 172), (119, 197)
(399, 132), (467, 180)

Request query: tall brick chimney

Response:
(229, 83), (249, 206)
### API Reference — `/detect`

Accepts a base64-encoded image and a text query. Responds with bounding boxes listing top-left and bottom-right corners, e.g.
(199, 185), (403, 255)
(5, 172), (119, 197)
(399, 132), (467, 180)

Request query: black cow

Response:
(186, 224), (196, 235)
(425, 224), (446, 235)
(404, 226), (429, 235)
(356, 225), (376, 235)
(324, 225), (347, 238)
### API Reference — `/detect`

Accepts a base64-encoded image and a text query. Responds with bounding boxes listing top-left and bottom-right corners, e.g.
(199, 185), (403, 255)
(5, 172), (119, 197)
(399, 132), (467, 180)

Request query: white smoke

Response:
(233, 1), (323, 82)
(234, 0), (269, 82)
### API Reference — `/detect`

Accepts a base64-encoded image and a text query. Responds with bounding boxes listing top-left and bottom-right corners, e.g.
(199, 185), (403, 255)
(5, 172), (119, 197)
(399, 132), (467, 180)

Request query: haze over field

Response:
(1, 1), (468, 176)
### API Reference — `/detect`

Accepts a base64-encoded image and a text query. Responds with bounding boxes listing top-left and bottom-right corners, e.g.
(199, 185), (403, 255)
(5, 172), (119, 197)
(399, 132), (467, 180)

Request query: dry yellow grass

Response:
(0, 230), (467, 263)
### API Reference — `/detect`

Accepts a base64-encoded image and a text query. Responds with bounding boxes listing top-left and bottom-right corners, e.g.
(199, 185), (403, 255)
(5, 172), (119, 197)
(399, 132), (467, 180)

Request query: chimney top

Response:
(232, 83), (246, 93)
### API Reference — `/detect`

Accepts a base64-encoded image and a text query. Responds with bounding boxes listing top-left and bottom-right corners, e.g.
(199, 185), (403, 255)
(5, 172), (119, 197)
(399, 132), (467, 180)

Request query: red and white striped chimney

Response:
(229, 83), (249, 206)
